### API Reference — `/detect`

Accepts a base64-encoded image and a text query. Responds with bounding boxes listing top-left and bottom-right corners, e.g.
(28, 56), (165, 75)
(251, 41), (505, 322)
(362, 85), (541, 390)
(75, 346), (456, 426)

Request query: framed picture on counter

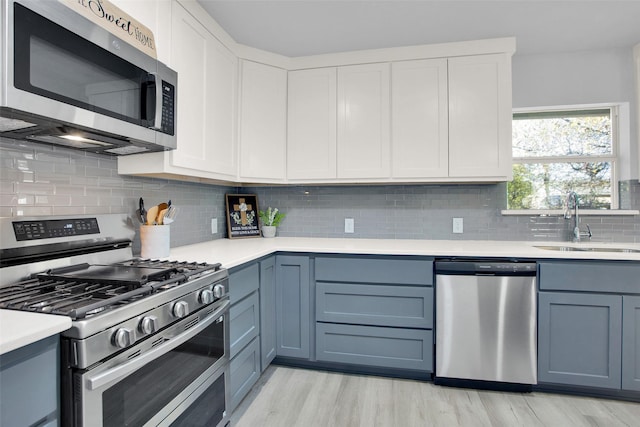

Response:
(225, 194), (261, 239)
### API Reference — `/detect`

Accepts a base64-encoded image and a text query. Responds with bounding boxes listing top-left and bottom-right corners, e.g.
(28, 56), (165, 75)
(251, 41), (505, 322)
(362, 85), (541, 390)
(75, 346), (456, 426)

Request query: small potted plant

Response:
(258, 207), (285, 238)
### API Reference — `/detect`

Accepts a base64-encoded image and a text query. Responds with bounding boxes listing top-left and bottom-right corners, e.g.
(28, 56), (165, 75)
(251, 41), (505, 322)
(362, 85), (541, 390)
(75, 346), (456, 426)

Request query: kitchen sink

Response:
(534, 245), (640, 253)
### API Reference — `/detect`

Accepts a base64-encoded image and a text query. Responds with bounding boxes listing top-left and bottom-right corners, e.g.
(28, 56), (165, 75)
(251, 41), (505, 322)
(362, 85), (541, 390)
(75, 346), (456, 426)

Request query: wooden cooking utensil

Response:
(156, 202), (168, 224)
(146, 205), (159, 225)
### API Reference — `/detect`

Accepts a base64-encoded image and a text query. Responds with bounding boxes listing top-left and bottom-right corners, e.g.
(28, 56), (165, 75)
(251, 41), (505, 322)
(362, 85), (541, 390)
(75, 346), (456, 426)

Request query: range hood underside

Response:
(0, 108), (169, 156)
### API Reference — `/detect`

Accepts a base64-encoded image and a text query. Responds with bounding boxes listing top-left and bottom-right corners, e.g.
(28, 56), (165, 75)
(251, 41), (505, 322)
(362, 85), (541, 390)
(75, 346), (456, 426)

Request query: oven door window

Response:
(13, 3), (155, 127)
(102, 320), (224, 427)
(170, 374), (225, 427)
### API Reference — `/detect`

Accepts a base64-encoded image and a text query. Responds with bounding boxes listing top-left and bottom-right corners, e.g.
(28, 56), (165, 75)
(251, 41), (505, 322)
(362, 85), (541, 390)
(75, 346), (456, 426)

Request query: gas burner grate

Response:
(118, 259), (221, 273)
(0, 276), (153, 319)
(0, 259), (223, 319)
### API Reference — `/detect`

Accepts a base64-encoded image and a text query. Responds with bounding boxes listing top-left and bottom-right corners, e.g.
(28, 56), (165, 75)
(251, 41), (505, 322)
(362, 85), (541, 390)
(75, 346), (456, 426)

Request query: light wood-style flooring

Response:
(231, 366), (640, 427)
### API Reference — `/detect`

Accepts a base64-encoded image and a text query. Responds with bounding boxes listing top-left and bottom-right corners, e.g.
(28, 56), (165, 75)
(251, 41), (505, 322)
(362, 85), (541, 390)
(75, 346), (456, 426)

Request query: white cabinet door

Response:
(337, 63), (391, 179)
(448, 54), (512, 179)
(391, 59), (448, 178)
(239, 60), (287, 182)
(287, 68), (337, 180)
(202, 41), (238, 178)
(168, 3), (237, 179)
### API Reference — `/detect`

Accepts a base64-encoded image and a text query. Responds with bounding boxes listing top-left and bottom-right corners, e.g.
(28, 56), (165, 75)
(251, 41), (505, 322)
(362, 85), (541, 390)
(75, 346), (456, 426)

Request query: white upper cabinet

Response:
(115, 5), (515, 186)
(337, 63), (391, 179)
(391, 59), (448, 179)
(287, 68), (337, 180)
(238, 60), (287, 182)
(169, 3), (237, 178)
(118, 1), (238, 182)
(448, 54), (512, 179)
(390, 54), (512, 182)
(287, 54), (511, 184)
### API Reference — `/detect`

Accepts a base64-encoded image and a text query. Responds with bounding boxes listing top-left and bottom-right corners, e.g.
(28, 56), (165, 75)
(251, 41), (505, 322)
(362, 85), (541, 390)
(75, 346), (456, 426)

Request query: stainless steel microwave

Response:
(0, 0), (177, 155)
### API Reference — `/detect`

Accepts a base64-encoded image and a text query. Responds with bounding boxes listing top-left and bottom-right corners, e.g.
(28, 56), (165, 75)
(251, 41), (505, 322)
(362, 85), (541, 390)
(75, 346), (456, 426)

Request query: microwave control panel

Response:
(161, 81), (175, 136)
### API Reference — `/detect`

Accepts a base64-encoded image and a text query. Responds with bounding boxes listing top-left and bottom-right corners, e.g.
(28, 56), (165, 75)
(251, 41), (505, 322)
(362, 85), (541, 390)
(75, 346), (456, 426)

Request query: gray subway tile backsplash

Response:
(2, 137), (640, 247)
(245, 183), (640, 243)
(0, 138), (236, 253)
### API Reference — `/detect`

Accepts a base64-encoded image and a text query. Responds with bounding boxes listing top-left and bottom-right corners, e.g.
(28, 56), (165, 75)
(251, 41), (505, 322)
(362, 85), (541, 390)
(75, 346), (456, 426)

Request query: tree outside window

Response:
(507, 107), (617, 210)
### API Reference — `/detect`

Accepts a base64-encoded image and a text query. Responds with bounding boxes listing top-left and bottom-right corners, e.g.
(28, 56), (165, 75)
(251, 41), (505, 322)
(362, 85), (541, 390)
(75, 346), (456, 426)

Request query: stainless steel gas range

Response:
(0, 214), (230, 427)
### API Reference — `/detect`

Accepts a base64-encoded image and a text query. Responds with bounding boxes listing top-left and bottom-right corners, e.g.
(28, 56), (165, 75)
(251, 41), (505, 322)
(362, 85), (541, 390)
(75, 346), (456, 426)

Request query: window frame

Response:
(509, 103), (620, 211)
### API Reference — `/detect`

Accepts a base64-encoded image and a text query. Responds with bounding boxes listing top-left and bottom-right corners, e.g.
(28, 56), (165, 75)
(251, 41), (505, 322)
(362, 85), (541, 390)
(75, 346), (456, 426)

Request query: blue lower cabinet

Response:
(275, 255), (311, 359)
(259, 256), (277, 371)
(229, 337), (261, 412)
(229, 261), (263, 413)
(0, 336), (59, 427)
(312, 254), (435, 374)
(538, 292), (622, 389)
(623, 296), (640, 392)
(230, 292), (260, 359)
(316, 323), (433, 372)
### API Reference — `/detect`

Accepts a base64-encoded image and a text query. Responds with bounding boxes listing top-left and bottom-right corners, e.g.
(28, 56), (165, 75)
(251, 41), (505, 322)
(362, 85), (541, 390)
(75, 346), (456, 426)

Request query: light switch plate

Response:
(211, 218), (218, 234)
(452, 217), (463, 234)
(344, 218), (355, 233)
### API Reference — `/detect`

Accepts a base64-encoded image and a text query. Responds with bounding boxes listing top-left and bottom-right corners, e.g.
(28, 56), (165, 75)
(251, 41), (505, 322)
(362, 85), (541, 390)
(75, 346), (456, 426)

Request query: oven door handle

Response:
(86, 299), (229, 391)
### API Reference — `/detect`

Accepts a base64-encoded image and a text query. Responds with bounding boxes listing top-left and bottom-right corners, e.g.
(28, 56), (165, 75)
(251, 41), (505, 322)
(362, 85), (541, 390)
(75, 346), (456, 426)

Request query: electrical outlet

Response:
(452, 217), (464, 234)
(344, 218), (355, 233)
(211, 218), (217, 234)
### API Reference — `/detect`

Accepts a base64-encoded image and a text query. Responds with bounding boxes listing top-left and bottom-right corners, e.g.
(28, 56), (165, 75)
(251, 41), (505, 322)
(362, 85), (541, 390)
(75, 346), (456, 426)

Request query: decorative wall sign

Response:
(60, 0), (157, 58)
(225, 194), (261, 239)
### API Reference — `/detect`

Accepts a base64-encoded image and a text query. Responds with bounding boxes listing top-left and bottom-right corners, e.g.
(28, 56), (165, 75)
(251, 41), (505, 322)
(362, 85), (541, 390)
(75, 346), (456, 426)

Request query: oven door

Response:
(74, 300), (229, 427)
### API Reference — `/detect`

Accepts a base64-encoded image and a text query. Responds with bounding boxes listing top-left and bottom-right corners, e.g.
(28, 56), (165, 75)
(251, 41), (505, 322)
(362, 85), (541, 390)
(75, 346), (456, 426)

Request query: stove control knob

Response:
(112, 328), (134, 348)
(213, 284), (226, 299)
(139, 316), (158, 334)
(172, 301), (190, 318)
(198, 289), (214, 304)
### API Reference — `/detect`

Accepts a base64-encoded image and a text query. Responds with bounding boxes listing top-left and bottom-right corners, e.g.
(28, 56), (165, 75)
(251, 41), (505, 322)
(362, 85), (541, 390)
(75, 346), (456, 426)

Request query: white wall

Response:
(512, 47), (638, 179)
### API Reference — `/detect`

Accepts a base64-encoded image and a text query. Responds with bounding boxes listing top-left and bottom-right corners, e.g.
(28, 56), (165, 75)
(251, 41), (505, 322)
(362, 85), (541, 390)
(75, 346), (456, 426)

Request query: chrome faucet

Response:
(564, 191), (592, 242)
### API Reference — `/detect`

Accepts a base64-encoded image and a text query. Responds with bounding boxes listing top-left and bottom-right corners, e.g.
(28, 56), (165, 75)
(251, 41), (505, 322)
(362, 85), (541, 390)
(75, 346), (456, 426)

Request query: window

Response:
(507, 106), (617, 210)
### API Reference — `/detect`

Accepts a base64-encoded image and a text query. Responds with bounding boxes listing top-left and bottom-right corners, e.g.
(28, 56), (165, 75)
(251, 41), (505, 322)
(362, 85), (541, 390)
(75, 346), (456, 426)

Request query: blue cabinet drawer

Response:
(230, 292), (260, 359)
(538, 261), (640, 294)
(229, 262), (260, 304)
(316, 283), (433, 328)
(315, 256), (433, 286)
(316, 323), (433, 372)
(229, 337), (260, 412)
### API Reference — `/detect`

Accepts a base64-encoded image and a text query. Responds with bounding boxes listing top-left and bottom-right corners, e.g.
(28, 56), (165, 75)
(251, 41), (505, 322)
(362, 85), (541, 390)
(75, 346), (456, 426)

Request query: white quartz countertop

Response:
(167, 237), (640, 268)
(0, 311), (71, 355)
(3, 237), (637, 355)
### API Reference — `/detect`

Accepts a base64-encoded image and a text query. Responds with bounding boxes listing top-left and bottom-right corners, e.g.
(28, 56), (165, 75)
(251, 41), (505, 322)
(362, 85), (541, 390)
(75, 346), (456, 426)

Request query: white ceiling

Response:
(196, 0), (640, 57)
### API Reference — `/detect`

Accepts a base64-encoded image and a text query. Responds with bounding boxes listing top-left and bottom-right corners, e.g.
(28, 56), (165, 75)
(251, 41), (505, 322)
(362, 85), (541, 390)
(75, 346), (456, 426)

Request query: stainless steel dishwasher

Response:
(434, 260), (537, 391)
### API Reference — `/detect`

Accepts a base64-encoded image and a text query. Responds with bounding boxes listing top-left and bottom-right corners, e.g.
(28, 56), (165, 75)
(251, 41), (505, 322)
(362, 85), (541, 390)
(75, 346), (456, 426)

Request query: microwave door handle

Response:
(86, 299), (229, 391)
(149, 72), (163, 130)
